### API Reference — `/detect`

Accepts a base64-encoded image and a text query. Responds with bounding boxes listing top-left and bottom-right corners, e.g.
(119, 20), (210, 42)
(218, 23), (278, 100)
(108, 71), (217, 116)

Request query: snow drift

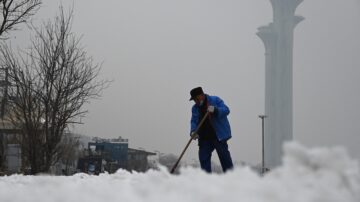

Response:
(0, 142), (359, 202)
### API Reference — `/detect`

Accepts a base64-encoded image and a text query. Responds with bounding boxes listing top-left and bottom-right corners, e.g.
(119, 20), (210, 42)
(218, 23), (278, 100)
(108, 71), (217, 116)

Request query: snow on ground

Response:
(0, 142), (359, 202)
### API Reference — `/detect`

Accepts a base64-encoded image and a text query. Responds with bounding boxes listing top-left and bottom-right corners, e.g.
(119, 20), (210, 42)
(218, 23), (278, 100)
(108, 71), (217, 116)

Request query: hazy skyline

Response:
(9, 0), (360, 165)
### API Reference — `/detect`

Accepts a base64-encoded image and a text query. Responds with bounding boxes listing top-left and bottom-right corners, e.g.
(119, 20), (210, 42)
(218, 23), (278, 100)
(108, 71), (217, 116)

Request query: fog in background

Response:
(9, 0), (360, 165)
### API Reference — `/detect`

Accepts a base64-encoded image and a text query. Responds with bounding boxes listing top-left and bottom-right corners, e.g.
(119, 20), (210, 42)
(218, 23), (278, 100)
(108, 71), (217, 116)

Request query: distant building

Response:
(88, 137), (128, 169)
(6, 144), (21, 173)
(0, 68), (23, 174)
(77, 155), (104, 175)
(127, 148), (156, 172)
(0, 119), (22, 175)
(77, 136), (155, 174)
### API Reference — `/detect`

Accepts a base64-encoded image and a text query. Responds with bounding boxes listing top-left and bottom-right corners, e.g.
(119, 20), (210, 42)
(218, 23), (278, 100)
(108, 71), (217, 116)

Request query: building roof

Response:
(128, 148), (156, 156)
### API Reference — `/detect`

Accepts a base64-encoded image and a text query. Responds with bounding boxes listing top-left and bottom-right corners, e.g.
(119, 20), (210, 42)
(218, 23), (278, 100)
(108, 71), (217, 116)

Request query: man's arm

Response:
(213, 96), (230, 117)
(190, 106), (199, 134)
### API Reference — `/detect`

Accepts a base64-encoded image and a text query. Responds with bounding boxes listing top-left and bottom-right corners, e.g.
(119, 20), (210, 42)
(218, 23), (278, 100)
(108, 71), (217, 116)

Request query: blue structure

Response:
(79, 137), (155, 173)
(88, 138), (128, 169)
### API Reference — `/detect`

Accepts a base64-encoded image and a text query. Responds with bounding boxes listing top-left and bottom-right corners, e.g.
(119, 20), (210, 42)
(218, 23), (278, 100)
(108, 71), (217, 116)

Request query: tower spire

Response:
(257, 0), (304, 168)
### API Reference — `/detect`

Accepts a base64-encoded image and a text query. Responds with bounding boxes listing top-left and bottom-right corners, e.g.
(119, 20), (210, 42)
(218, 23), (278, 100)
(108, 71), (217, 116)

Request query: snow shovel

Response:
(170, 111), (210, 174)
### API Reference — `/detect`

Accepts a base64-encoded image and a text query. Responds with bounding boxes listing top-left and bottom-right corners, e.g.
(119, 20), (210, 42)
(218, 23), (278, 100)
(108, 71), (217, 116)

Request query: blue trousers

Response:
(198, 139), (234, 173)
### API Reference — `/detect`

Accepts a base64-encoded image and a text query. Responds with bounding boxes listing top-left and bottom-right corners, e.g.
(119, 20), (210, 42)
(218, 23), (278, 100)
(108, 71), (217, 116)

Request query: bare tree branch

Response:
(0, 0), (41, 39)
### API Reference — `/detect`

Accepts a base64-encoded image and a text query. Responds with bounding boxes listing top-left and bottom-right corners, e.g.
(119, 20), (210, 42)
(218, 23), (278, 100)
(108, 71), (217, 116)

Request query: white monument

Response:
(257, 0), (304, 168)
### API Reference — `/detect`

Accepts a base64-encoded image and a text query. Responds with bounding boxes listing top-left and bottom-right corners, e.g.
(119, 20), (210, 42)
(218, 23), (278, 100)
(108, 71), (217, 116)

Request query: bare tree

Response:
(0, 0), (41, 39)
(1, 44), (48, 173)
(0, 0), (41, 173)
(0, 7), (108, 174)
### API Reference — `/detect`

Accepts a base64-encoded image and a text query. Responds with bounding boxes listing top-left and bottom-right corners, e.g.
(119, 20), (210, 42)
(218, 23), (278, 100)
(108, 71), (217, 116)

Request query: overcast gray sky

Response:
(11, 0), (360, 165)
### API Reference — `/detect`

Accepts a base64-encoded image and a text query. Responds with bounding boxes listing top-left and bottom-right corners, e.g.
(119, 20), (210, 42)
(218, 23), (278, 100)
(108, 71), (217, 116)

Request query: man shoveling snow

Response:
(188, 87), (234, 173)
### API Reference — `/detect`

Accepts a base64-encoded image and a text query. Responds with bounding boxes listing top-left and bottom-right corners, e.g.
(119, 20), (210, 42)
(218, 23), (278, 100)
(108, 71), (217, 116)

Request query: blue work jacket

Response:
(190, 95), (232, 142)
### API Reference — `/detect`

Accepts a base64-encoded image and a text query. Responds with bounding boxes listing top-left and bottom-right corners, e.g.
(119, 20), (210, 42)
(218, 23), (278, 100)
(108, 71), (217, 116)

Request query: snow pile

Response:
(0, 142), (359, 202)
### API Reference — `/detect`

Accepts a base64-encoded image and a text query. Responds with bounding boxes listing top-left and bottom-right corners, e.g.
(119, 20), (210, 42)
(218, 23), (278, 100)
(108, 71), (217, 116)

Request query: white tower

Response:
(257, 0), (304, 168)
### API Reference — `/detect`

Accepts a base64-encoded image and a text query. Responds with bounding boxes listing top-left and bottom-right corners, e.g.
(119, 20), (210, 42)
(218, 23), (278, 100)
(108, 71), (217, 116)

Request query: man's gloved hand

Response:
(207, 105), (216, 113)
(191, 132), (199, 140)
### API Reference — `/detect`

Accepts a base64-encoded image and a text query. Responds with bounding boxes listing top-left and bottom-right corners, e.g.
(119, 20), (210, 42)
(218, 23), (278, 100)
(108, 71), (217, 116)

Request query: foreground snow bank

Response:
(0, 142), (359, 202)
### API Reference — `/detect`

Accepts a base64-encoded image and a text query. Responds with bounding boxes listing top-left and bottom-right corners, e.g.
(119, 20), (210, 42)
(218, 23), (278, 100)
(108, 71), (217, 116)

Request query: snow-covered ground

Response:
(0, 142), (359, 202)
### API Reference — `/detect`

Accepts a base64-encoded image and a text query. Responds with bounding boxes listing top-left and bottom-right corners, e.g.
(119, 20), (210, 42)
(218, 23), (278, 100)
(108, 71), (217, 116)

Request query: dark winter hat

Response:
(189, 87), (204, 101)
